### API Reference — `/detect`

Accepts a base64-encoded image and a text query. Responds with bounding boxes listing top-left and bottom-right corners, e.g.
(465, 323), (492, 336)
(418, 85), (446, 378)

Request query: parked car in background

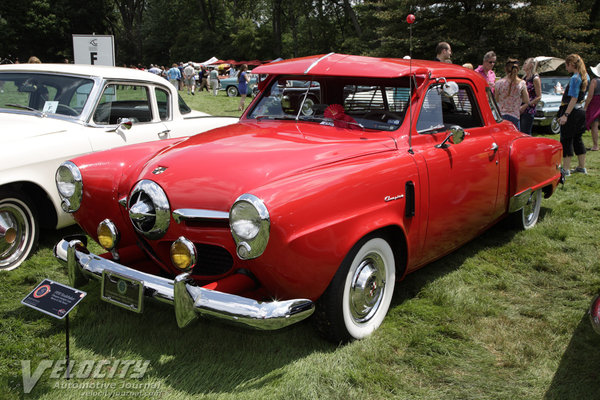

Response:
(219, 73), (258, 97)
(0, 63), (237, 271)
(533, 76), (570, 134)
(55, 54), (562, 342)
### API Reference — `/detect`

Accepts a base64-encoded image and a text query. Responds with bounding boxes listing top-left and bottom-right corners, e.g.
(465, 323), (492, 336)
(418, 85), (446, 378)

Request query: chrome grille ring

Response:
(128, 180), (170, 239)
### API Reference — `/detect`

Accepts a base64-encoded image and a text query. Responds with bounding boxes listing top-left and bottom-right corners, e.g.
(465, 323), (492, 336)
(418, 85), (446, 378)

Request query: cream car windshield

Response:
(0, 73), (94, 118)
(248, 77), (411, 131)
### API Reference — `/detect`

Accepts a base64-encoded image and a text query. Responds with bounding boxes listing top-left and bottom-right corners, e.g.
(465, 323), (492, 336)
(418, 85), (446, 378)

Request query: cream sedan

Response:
(0, 63), (237, 270)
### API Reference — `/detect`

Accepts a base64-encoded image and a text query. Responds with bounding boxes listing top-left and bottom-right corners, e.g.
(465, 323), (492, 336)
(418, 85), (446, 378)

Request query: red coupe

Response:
(54, 54), (563, 342)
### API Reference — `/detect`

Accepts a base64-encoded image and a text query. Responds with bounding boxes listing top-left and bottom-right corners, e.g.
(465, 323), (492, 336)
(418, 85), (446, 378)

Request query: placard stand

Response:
(21, 279), (86, 381)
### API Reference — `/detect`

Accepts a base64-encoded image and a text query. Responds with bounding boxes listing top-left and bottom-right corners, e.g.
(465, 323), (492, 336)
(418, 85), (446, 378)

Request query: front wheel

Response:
(226, 86), (239, 97)
(0, 190), (39, 270)
(550, 117), (561, 135)
(315, 236), (396, 342)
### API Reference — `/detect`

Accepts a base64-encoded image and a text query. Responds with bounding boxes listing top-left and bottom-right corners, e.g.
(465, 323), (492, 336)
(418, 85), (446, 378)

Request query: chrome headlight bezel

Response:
(229, 194), (270, 260)
(55, 161), (83, 213)
(128, 180), (170, 239)
(97, 219), (120, 251)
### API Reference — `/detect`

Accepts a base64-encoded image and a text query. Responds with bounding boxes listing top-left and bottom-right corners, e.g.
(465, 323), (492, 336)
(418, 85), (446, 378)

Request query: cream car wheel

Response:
(0, 191), (39, 271)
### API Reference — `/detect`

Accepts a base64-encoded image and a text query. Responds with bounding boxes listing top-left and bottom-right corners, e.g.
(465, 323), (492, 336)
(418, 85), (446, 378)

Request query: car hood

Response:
(0, 112), (76, 143)
(137, 121), (397, 210)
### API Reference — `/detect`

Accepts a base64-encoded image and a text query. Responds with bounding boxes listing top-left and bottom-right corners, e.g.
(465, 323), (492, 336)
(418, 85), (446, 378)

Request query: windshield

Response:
(248, 76), (411, 131)
(0, 72), (94, 117)
(540, 77), (570, 95)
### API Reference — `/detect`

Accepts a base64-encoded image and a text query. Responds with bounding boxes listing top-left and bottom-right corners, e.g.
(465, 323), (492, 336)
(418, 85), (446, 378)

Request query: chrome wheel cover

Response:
(522, 189), (541, 229)
(349, 253), (386, 323)
(0, 199), (34, 270)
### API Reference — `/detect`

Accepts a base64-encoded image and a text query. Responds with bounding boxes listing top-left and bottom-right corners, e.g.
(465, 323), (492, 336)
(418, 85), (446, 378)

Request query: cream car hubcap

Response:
(0, 207), (30, 269)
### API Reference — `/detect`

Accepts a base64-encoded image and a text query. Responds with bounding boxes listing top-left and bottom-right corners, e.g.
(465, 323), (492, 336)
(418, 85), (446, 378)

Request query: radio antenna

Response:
(407, 13), (415, 154)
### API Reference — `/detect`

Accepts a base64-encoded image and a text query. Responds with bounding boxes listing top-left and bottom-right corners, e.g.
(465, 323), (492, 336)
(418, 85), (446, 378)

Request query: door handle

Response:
(158, 129), (170, 138)
(487, 142), (499, 152)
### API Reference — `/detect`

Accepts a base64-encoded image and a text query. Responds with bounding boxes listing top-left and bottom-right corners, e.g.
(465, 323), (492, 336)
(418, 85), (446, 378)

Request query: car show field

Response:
(1, 55), (599, 399)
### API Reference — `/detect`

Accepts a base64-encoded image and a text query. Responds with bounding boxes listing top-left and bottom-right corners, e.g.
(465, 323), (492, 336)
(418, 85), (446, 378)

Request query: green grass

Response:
(180, 88), (251, 118)
(1, 129), (600, 399)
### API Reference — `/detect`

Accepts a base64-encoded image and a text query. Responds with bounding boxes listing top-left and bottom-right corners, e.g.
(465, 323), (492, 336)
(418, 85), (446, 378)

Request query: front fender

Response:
(248, 151), (418, 300)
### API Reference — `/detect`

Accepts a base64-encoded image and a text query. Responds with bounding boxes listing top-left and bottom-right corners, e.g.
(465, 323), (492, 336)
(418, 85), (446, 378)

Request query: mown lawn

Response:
(1, 94), (599, 399)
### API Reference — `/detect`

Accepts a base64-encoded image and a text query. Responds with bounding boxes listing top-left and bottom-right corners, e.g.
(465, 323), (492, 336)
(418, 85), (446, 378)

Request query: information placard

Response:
(21, 279), (86, 319)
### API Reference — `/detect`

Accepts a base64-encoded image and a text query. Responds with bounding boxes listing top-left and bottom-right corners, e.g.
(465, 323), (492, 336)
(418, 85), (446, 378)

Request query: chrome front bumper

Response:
(54, 237), (315, 330)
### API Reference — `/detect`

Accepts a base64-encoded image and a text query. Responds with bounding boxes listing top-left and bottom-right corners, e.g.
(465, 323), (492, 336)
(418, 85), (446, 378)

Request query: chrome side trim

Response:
(304, 52), (335, 74)
(508, 188), (532, 213)
(172, 209), (229, 223)
(54, 238), (315, 330)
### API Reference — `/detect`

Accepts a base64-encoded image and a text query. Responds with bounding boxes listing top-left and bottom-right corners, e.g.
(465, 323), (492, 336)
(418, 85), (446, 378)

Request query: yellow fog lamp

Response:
(97, 219), (119, 250)
(170, 237), (197, 272)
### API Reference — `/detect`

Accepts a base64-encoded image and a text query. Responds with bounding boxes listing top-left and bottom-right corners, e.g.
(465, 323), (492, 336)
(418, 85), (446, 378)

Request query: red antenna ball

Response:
(406, 14), (415, 24)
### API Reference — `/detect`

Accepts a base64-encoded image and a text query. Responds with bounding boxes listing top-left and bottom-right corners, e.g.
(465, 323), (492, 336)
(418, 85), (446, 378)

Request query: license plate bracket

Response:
(101, 271), (144, 313)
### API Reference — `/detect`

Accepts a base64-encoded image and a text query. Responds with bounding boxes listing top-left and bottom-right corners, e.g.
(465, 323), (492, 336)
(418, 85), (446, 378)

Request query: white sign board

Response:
(72, 35), (115, 66)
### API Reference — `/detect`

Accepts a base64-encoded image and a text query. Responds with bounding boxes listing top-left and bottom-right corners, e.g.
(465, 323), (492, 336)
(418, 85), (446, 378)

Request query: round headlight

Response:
(229, 194), (270, 260)
(230, 202), (261, 240)
(170, 237), (197, 271)
(97, 219), (119, 250)
(55, 161), (82, 212)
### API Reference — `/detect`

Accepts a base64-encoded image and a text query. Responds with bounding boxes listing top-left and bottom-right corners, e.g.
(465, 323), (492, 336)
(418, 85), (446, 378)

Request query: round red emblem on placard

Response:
(33, 284), (51, 298)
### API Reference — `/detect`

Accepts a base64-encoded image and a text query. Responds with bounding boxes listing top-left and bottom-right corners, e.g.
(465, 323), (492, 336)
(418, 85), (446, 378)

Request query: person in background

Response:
(27, 56), (41, 63)
(238, 64), (250, 111)
(520, 57), (542, 135)
(183, 61), (195, 95)
(475, 51), (497, 92)
(198, 66), (209, 92)
(434, 42), (452, 63)
(584, 62), (600, 151)
(494, 58), (530, 129)
(558, 54), (589, 175)
(209, 66), (220, 96)
(462, 63), (473, 70)
(166, 63), (181, 89)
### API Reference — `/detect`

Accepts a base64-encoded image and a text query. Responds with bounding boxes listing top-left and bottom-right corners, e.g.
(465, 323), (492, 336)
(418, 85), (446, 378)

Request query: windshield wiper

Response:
(4, 103), (44, 116)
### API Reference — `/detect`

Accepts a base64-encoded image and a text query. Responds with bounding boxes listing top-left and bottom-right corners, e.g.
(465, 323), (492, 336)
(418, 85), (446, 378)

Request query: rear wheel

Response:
(315, 236), (395, 342)
(512, 189), (542, 230)
(0, 190), (39, 270)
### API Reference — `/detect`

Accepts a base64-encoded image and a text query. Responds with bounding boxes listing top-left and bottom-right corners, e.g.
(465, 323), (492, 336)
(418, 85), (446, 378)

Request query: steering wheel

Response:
(56, 104), (79, 116)
(364, 110), (403, 122)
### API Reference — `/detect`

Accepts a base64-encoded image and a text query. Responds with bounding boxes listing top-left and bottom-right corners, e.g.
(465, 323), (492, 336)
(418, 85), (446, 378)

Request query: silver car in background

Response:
(533, 76), (570, 134)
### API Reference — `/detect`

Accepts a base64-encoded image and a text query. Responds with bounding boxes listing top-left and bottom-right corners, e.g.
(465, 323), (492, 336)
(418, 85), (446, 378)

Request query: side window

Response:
(442, 84), (483, 128)
(417, 82), (484, 133)
(178, 94), (191, 114)
(93, 84), (152, 125)
(416, 86), (444, 133)
(486, 87), (502, 122)
(155, 88), (170, 121)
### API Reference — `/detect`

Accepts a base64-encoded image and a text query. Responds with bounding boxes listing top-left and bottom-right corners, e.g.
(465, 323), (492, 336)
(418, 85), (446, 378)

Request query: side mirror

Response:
(435, 125), (467, 149)
(105, 118), (133, 132)
(442, 81), (459, 97)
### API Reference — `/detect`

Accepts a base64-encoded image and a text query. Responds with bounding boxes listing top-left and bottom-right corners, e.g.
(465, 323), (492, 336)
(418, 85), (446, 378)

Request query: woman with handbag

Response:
(558, 54), (589, 175)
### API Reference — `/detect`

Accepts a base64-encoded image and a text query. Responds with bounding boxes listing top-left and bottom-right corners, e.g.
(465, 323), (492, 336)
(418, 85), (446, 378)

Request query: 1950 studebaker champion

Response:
(54, 54), (563, 342)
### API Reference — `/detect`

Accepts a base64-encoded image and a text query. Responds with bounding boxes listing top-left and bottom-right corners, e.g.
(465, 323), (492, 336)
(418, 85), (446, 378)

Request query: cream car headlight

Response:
(56, 161), (83, 212)
(537, 100), (544, 109)
(229, 194), (270, 260)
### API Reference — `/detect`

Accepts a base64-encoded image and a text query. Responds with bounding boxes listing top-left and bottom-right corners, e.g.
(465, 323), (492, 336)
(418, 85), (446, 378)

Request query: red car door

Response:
(410, 81), (500, 266)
